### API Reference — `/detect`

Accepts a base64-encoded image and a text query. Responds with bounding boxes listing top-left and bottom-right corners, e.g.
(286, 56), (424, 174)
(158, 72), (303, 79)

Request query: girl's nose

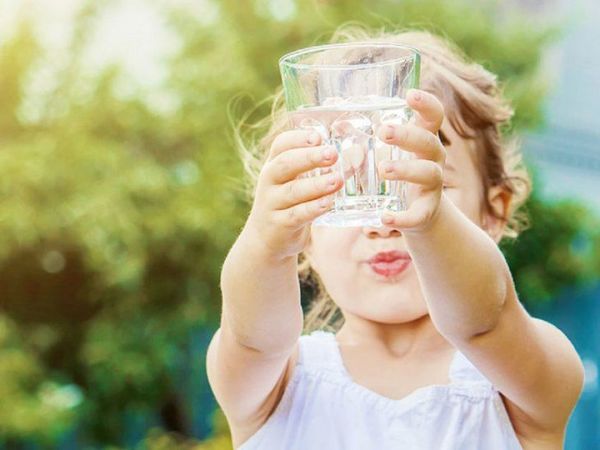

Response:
(362, 225), (402, 239)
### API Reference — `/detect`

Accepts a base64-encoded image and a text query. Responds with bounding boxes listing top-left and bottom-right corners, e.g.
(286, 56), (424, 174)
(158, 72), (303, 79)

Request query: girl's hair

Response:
(236, 26), (532, 334)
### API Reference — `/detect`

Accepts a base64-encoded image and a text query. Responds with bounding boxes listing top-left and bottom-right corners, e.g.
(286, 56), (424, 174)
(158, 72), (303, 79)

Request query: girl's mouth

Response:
(368, 259), (412, 277)
(367, 251), (412, 277)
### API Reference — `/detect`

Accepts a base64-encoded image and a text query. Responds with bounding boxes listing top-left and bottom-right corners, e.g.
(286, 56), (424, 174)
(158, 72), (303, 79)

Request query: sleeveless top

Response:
(238, 330), (523, 450)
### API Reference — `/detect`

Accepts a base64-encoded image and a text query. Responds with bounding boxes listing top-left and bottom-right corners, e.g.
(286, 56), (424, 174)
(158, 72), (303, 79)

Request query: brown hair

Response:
(236, 27), (532, 334)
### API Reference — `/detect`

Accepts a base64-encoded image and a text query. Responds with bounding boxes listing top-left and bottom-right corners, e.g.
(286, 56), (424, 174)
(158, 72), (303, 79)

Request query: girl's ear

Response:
(482, 185), (512, 244)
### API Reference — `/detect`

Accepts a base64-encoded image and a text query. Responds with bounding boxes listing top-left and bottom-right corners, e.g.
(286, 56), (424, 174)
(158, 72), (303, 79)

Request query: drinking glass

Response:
(279, 42), (420, 227)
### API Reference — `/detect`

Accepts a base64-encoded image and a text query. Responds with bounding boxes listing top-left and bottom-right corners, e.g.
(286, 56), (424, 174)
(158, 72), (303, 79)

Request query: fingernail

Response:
(323, 147), (335, 160)
(382, 214), (394, 224)
(410, 89), (422, 102)
(384, 124), (395, 140)
(308, 132), (320, 145)
(320, 195), (332, 208)
(383, 161), (394, 173)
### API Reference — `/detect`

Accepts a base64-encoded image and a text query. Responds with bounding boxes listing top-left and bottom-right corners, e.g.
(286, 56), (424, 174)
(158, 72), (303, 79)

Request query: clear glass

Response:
(279, 43), (420, 227)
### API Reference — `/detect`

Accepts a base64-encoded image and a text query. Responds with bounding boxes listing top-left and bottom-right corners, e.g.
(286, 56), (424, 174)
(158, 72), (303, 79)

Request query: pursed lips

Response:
(366, 250), (412, 277)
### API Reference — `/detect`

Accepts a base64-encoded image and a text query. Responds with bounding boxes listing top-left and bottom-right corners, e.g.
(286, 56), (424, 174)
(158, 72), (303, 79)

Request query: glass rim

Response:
(279, 42), (420, 70)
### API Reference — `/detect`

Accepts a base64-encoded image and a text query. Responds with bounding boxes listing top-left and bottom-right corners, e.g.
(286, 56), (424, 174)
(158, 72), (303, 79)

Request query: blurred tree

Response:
(0, 0), (598, 448)
(133, 410), (231, 450)
(501, 170), (600, 303)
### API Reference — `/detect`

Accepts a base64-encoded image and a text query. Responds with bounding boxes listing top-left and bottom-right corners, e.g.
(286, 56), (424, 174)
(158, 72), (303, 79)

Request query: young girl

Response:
(207, 29), (584, 449)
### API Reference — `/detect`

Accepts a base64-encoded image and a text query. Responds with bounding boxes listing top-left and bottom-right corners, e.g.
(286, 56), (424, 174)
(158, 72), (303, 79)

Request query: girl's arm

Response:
(404, 195), (510, 339)
(207, 129), (342, 441)
(406, 194), (584, 438)
(217, 127), (340, 352)
(207, 229), (302, 443)
(220, 229), (303, 354)
(381, 89), (584, 438)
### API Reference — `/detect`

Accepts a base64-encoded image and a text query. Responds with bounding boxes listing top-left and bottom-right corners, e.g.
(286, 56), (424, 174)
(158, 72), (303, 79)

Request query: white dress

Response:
(238, 330), (523, 450)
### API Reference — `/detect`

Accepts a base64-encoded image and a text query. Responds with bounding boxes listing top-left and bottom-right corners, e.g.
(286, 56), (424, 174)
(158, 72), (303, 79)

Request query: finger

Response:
(268, 129), (322, 160)
(377, 123), (446, 163)
(265, 144), (338, 184)
(406, 89), (444, 134)
(379, 159), (443, 191)
(380, 196), (440, 230)
(271, 172), (342, 210)
(340, 143), (368, 181)
(273, 193), (336, 229)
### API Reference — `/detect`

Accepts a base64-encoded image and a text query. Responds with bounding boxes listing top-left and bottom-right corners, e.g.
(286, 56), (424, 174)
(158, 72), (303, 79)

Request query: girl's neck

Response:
(335, 313), (452, 359)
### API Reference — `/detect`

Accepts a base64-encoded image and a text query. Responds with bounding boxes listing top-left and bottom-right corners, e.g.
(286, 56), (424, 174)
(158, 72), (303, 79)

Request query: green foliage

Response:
(502, 171), (600, 303)
(0, 316), (76, 442)
(0, 0), (596, 448)
(134, 410), (232, 450)
(0, 12), (230, 446)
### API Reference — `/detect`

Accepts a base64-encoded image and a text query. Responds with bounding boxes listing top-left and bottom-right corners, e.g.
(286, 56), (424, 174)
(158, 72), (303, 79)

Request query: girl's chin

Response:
(351, 308), (428, 325)
(345, 294), (425, 317)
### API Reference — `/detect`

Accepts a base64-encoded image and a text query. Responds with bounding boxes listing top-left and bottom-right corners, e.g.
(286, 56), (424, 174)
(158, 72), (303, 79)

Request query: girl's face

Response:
(306, 120), (499, 324)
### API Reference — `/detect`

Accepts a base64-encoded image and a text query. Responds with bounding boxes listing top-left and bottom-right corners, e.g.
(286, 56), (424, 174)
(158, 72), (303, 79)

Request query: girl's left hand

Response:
(376, 88), (447, 233)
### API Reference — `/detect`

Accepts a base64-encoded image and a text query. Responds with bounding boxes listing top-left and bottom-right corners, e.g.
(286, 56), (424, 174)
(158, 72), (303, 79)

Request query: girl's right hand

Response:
(245, 129), (343, 260)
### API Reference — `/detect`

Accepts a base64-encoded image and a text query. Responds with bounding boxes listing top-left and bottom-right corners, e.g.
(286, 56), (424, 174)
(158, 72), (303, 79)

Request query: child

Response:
(207, 29), (584, 449)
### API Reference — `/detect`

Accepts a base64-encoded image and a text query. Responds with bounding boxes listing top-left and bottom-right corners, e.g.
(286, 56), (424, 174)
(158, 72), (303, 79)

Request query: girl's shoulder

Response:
(296, 330), (342, 372)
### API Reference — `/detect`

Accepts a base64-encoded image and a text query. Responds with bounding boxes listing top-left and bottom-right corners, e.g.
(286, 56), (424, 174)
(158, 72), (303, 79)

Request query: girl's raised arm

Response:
(206, 129), (342, 444)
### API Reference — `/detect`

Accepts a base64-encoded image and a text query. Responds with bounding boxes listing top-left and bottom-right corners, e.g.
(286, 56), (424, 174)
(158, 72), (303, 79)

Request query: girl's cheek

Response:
(447, 187), (483, 224)
(445, 188), (462, 205)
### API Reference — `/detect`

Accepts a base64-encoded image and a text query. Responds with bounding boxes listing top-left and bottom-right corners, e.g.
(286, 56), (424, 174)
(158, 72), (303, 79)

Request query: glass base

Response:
(313, 195), (404, 228)
(313, 209), (384, 227)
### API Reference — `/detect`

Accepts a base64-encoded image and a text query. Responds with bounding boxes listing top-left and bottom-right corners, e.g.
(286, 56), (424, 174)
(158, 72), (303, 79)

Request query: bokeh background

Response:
(0, 0), (599, 448)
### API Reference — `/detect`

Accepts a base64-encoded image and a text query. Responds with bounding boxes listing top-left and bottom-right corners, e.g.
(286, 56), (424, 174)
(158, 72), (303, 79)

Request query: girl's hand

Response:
(245, 130), (343, 260)
(376, 89), (447, 233)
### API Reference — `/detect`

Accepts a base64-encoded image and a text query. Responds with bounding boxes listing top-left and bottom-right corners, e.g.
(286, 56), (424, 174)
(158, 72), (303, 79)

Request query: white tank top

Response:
(238, 330), (523, 450)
